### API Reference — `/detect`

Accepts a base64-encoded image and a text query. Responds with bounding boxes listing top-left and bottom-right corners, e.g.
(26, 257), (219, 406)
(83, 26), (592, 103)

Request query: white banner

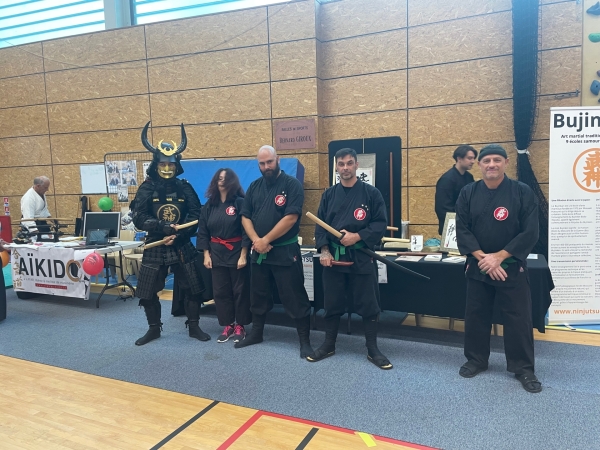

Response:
(548, 106), (600, 324)
(302, 253), (314, 301)
(11, 245), (92, 299)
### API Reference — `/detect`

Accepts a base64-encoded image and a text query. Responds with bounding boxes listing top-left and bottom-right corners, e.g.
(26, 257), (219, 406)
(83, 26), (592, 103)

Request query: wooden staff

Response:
(143, 220), (199, 249)
(306, 212), (429, 280)
(387, 226), (398, 231)
(389, 151), (394, 237)
(381, 237), (410, 243)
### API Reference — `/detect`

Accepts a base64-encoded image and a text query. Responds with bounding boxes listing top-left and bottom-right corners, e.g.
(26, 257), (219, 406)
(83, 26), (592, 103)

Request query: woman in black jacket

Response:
(197, 168), (251, 343)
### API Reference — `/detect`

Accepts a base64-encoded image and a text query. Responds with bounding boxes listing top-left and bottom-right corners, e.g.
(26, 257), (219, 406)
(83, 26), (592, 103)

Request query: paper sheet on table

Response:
(395, 255), (423, 262)
(527, 254), (538, 259)
(442, 256), (466, 263)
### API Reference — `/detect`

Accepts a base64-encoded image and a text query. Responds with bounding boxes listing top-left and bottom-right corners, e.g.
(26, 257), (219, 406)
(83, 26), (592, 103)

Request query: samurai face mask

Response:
(141, 121), (187, 179)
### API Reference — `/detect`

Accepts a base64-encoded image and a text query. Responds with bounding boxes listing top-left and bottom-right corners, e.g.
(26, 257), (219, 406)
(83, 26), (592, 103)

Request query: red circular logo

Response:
(354, 208), (366, 220)
(494, 207), (509, 221)
(275, 195), (286, 206)
(225, 206), (236, 216)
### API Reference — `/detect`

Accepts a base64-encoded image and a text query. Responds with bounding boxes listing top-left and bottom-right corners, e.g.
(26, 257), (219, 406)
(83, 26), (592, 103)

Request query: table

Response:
(306, 253), (554, 333)
(8, 241), (143, 308)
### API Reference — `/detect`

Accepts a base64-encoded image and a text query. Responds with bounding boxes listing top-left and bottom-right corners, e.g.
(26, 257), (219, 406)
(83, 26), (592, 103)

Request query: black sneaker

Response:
(217, 324), (234, 343)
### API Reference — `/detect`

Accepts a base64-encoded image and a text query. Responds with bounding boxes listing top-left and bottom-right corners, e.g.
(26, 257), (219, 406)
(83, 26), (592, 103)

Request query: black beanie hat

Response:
(478, 144), (508, 161)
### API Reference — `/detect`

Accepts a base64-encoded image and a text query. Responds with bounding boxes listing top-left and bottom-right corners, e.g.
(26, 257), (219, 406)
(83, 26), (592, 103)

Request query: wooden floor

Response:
(0, 356), (429, 450)
(5, 288), (600, 449)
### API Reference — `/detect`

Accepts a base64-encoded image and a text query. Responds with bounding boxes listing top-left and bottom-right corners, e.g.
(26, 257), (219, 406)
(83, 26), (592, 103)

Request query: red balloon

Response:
(82, 252), (104, 276)
(0, 251), (9, 268)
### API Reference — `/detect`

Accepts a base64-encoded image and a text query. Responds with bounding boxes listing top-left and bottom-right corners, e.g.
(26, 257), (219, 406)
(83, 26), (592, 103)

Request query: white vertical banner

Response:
(302, 253), (314, 301)
(548, 106), (600, 324)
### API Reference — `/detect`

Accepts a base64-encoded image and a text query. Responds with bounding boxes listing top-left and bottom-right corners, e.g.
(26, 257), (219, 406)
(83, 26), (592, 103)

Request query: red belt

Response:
(210, 236), (242, 250)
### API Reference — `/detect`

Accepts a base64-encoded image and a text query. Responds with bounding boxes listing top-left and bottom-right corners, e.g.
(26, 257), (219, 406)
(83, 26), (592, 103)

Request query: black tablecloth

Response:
(308, 253), (554, 333)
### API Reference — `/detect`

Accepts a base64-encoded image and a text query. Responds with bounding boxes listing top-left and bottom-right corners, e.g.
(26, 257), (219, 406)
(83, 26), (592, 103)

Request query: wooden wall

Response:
(0, 0), (582, 241)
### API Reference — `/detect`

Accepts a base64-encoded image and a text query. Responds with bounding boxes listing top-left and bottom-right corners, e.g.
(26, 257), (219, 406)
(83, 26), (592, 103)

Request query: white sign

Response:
(410, 235), (423, 252)
(302, 254), (314, 301)
(548, 106), (600, 324)
(377, 260), (387, 283)
(11, 246), (92, 299)
(80, 164), (107, 194)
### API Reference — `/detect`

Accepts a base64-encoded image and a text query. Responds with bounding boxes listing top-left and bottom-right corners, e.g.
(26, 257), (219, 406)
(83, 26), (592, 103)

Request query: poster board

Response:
(548, 106), (600, 325)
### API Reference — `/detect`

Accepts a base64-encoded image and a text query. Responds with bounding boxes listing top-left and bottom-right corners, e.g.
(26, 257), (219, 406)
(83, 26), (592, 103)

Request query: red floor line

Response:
(216, 411), (263, 450)
(261, 411), (437, 449)
(375, 435), (437, 450)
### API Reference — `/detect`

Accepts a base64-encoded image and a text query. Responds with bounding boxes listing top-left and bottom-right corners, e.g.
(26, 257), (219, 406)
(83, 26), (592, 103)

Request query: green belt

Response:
(480, 257), (517, 274)
(256, 235), (298, 264)
(329, 241), (365, 261)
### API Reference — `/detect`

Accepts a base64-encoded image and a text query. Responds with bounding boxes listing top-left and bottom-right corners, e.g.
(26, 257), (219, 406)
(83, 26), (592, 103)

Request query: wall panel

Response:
(0, 106), (48, 138)
(320, 71), (407, 116)
(0, 136), (51, 168)
(150, 84), (271, 126)
(319, 30), (407, 79)
(48, 96), (150, 134)
(317, 0), (407, 41)
(145, 8), (268, 58)
(0, 74), (46, 108)
(408, 12), (512, 67)
(408, 0), (511, 26)
(148, 46), (270, 92)
(0, 43), (44, 79)
(408, 56), (512, 108)
(268, 0), (315, 43)
(270, 40), (316, 81)
(43, 28), (146, 71)
(45, 62), (148, 103)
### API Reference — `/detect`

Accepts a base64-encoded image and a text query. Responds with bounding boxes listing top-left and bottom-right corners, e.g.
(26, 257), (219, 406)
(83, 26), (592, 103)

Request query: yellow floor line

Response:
(356, 431), (377, 447)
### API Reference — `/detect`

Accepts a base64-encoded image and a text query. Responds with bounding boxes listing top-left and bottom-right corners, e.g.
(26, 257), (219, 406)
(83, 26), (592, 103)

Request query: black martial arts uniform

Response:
(435, 167), (474, 235)
(132, 177), (208, 344)
(456, 176), (538, 376)
(236, 170), (313, 357)
(309, 180), (392, 369)
(315, 180), (387, 318)
(197, 195), (251, 327)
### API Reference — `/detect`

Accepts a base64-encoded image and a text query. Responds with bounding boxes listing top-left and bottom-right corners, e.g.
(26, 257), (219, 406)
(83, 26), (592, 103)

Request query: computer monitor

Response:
(83, 212), (121, 240)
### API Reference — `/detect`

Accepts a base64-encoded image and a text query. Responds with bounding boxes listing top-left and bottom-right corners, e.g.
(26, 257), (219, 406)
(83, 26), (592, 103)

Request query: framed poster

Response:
(440, 212), (459, 253)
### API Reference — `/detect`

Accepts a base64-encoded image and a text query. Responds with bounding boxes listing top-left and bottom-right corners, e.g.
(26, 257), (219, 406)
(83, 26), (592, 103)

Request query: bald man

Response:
(21, 176), (51, 233)
(235, 145), (314, 359)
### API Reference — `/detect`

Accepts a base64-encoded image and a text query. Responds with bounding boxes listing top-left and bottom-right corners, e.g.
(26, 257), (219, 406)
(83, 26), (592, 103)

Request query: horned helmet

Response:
(141, 121), (187, 179)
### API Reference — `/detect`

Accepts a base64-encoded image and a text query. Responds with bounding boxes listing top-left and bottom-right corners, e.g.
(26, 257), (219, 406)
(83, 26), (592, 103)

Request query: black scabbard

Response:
(359, 247), (430, 280)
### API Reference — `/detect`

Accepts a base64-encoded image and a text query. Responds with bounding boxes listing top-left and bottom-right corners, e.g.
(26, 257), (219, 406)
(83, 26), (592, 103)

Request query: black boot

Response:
(185, 298), (210, 341)
(364, 315), (393, 370)
(135, 301), (162, 346)
(295, 315), (315, 359)
(235, 314), (265, 349)
(307, 315), (340, 362)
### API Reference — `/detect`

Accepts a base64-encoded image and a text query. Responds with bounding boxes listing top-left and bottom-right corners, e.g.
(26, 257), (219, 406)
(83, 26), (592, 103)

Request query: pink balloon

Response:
(83, 252), (104, 276)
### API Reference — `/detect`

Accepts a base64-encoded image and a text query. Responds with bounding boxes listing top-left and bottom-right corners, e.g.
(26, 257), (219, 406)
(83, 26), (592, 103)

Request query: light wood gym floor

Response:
(2, 286), (598, 449)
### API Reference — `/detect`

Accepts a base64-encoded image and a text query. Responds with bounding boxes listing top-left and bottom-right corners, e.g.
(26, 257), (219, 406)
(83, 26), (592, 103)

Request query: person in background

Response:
(197, 168), (251, 343)
(20, 176), (51, 234)
(434, 145), (477, 235)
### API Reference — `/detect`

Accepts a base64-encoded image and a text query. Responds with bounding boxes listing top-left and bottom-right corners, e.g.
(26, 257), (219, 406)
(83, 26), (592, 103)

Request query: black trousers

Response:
(322, 266), (380, 319)
(250, 259), (311, 319)
(139, 263), (198, 305)
(464, 274), (535, 375)
(211, 265), (251, 326)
